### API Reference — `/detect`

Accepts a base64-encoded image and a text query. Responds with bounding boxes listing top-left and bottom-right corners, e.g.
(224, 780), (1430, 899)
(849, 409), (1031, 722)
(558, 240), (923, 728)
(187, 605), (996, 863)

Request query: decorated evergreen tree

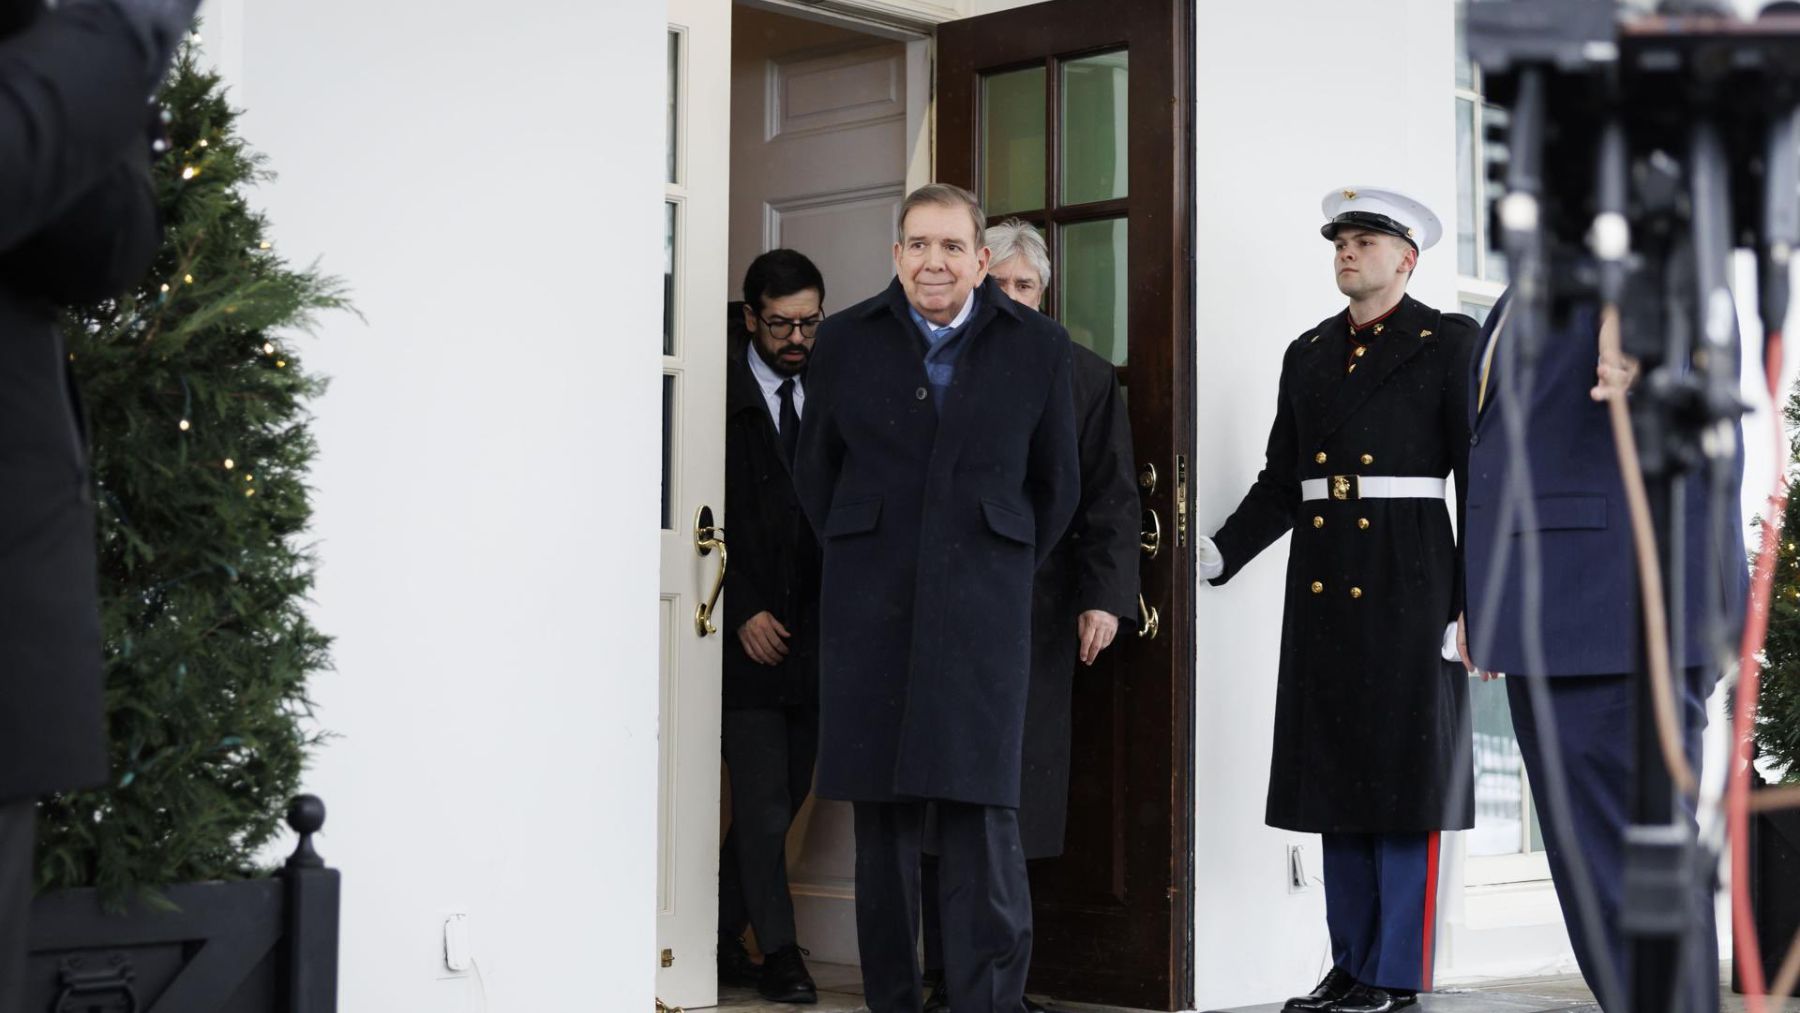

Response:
(33, 47), (349, 900)
(1758, 387), (1800, 783)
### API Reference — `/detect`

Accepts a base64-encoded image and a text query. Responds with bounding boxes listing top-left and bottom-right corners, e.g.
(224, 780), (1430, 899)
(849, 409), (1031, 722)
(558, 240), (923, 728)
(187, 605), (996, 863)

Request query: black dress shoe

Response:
(1324, 984), (1418, 1013)
(923, 969), (950, 1012)
(1284, 967), (1358, 1012)
(718, 935), (760, 988)
(1023, 997), (1050, 1012)
(757, 944), (819, 1004)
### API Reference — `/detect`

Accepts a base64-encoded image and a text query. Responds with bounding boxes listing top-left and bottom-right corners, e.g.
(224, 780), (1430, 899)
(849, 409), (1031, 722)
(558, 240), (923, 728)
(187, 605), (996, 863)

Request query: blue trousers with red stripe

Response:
(1322, 832), (1441, 993)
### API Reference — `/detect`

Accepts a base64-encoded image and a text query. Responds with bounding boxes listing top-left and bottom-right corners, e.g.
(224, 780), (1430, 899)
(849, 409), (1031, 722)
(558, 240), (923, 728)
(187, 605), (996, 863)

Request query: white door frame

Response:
(660, 1), (733, 1007)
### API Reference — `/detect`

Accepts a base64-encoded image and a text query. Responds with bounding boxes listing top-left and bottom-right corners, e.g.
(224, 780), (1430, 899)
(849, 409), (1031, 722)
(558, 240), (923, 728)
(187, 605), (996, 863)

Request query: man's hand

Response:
(736, 611), (791, 666)
(1589, 350), (1640, 402)
(1077, 610), (1119, 666)
(1456, 611), (1501, 681)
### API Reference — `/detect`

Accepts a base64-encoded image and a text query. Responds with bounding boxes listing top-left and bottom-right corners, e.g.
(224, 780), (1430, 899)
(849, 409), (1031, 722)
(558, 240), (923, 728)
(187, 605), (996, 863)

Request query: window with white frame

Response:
(1455, 0), (1548, 880)
(1455, 0), (1508, 325)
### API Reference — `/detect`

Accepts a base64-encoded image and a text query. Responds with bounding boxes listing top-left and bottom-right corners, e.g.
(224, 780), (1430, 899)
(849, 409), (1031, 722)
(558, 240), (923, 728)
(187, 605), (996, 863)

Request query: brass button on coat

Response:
(1354, 346), (1367, 358)
(1350, 587), (1364, 599)
(1310, 581), (1324, 594)
(1358, 517), (1371, 530)
(1360, 453), (1374, 465)
(1315, 452), (1328, 464)
(1313, 516), (1324, 528)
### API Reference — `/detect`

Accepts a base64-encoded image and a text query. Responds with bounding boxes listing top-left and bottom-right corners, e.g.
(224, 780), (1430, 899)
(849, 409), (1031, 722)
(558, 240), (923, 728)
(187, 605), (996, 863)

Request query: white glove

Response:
(1196, 535), (1224, 581)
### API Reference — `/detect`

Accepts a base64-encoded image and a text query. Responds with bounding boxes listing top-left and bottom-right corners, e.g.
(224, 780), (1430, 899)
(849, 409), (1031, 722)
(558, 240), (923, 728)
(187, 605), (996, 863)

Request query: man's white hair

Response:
(984, 218), (1051, 289)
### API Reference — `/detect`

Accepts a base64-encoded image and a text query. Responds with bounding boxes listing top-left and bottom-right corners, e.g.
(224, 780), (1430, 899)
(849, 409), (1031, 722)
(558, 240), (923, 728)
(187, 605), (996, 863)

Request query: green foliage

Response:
(33, 49), (349, 900)
(1760, 387), (1800, 783)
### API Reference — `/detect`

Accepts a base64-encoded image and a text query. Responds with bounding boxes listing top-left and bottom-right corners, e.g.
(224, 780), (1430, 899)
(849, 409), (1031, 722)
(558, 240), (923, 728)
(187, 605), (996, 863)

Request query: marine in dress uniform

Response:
(919, 220), (1141, 1013)
(1198, 188), (1477, 1013)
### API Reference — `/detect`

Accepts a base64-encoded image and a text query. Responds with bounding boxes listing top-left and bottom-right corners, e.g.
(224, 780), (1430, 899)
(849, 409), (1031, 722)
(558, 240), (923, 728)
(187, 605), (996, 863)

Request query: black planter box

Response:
(22, 796), (339, 1013)
(1733, 796), (1800, 992)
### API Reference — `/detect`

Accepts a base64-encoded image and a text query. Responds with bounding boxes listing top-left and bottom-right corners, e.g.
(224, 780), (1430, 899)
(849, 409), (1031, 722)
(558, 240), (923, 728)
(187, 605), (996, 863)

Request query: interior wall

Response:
(219, 2), (666, 1009)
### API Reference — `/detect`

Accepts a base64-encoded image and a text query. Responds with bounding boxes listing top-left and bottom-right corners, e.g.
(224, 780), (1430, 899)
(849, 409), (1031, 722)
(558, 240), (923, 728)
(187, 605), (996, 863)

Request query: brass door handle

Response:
(1141, 507), (1162, 559)
(1137, 593), (1160, 639)
(694, 505), (727, 636)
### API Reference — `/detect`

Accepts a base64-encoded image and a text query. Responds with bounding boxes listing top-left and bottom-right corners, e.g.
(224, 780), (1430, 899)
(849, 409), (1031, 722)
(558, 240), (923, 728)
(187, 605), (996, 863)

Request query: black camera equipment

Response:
(1468, 3), (1800, 1013)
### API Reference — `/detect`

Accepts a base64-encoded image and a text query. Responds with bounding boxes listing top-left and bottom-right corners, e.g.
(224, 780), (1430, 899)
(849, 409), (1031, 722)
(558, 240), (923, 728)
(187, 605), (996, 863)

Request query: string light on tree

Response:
(178, 419), (191, 431)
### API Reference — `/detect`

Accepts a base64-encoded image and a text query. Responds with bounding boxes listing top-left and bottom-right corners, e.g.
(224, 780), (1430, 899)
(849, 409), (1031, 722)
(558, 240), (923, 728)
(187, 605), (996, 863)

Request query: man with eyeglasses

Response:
(716, 248), (827, 1003)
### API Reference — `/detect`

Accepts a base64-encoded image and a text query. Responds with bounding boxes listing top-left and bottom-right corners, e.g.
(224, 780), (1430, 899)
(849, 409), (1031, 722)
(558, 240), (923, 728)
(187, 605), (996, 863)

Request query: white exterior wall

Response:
(201, 2), (667, 1010)
(1189, 4), (1461, 1007)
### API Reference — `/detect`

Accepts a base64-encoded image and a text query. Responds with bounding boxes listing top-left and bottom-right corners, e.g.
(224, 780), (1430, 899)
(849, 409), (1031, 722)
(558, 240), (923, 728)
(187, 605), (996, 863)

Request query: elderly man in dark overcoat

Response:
(793, 184), (1080, 1013)
(1, 0), (198, 1004)
(919, 218), (1140, 1013)
(1198, 187), (1477, 1013)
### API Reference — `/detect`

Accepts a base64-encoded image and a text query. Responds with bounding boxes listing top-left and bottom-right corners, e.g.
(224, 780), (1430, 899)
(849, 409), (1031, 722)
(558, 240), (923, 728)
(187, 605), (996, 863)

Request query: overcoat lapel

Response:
(1311, 295), (1434, 442)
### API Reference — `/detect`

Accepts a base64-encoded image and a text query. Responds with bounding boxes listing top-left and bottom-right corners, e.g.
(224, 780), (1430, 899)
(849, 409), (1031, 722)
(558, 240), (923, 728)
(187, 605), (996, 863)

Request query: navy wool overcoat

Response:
(793, 276), (1080, 807)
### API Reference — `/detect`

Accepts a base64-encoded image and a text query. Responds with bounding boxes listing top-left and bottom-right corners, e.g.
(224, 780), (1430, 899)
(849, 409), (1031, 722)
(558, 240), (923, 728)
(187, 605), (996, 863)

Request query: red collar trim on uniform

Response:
(1348, 301), (1401, 335)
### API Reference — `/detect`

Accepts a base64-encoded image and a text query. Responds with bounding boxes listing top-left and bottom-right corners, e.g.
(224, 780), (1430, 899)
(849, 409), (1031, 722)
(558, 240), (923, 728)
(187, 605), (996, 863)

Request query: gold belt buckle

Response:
(1330, 474), (1359, 501)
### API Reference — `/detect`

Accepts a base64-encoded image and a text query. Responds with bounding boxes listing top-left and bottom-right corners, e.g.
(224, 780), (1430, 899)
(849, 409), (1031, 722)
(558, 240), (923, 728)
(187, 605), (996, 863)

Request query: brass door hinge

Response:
(1175, 455), (1188, 547)
(660, 948), (674, 968)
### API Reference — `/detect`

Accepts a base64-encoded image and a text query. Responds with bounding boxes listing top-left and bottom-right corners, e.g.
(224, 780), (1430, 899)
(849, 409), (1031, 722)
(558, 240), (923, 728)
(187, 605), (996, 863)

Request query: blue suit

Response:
(1463, 290), (1746, 1011)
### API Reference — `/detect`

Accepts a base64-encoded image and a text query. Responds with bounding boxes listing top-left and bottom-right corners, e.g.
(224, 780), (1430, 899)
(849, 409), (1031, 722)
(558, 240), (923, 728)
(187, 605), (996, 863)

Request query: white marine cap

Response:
(1320, 185), (1443, 252)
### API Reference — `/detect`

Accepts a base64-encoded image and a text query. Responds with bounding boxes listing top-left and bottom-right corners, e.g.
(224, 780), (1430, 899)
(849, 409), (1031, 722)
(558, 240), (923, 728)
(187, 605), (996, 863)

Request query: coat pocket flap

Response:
(823, 497), (882, 537)
(980, 498), (1035, 546)
(1512, 494), (1607, 533)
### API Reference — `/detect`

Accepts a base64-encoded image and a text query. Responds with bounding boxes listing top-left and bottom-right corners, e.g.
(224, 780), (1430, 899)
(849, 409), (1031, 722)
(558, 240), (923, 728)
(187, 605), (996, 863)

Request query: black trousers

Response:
(718, 705), (818, 953)
(0, 801), (34, 1013)
(853, 799), (1031, 1013)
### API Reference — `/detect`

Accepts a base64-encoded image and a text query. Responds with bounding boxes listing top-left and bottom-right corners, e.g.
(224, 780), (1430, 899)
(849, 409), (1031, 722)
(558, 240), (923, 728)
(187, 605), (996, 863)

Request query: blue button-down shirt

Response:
(907, 290), (980, 407)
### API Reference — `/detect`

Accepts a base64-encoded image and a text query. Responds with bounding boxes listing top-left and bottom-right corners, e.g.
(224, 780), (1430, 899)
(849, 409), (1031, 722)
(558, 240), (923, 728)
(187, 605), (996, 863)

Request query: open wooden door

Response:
(938, 2), (1195, 1009)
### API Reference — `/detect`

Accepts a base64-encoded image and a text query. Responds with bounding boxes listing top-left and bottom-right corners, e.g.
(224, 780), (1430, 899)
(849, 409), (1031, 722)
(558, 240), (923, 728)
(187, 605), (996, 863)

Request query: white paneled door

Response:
(660, 0), (731, 1007)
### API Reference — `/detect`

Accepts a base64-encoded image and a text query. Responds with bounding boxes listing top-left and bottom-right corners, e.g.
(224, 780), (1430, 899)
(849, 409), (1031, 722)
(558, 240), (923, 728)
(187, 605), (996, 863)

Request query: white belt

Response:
(1299, 475), (1446, 502)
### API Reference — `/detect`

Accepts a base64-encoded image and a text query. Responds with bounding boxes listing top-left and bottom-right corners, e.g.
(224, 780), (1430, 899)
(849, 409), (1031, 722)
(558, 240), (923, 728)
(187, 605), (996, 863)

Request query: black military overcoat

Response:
(793, 276), (1080, 807)
(1209, 294), (1476, 834)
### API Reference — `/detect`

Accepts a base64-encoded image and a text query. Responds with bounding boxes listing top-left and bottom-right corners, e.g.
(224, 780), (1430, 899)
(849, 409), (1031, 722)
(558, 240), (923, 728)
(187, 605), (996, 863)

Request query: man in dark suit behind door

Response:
(794, 184), (1080, 1013)
(716, 249), (826, 1004)
(1, 0), (200, 1005)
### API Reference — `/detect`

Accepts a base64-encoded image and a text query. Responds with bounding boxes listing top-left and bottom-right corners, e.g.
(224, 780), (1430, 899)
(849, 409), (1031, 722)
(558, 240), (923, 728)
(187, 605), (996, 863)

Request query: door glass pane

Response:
(982, 66), (1046, 217)
(661, 373), (676, 530)
(1060, 217), (1127, 366)
(1469, 676), (1545, 857)
(1060, 50), (1128, 206)
(1457, 97), (1477, 278)
(664, 201), (678, 356)
(667, 30), (681, 184)
(1455, 1), (1474, 90)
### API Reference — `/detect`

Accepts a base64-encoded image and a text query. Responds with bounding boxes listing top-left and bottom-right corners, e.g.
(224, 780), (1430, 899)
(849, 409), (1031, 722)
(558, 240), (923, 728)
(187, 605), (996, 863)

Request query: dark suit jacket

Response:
(1464, 290), (1750, 677)
(1018, 342), (1138, 856)
(722, 342), (821, 710)
(0, 6), (164, 802)
(794, 276), (1080, 807)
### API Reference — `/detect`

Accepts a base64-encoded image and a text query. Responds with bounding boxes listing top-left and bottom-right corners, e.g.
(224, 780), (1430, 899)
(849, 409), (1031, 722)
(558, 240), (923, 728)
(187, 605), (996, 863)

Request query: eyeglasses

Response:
(758, 315), (822, 340)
